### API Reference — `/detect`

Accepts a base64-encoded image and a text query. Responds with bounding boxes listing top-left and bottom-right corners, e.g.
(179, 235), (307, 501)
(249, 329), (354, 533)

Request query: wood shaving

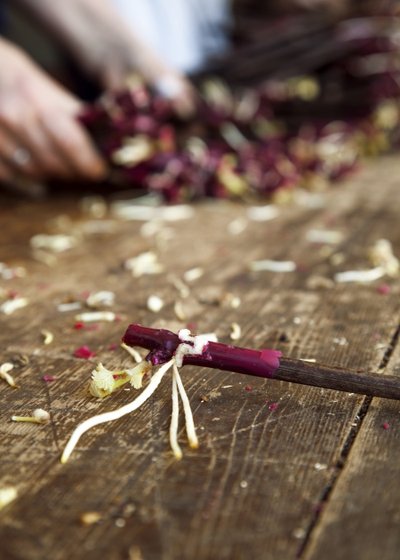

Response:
(220, 122), (249, 150)
(333, 337), (348, 346)
(334, 266), (385, 283)
(230, 322), (242, 341)
(140, 221), (166, 238)
(75, 311), (116, 323)
(111, 201), (194, 222)
(89, 361), (150, 397)
(250, 259), (297, 273)
(169, 275), (190, 298)
(0, 362), (17, 388)
(0, 297), (28, 315)
(57, 302), (82, 312)
(174, 301), (186, 321)
(48, 215), (73, 232)
(306, 229), (344, 244)
(31, 250), (58, 267)
(147, 295), (164, 313)
(79, 511), (102, 526)
(330, 253), (345, 266)
(0, 263), (26, 280)
(293, 191), (326, 209)
(80, 196), (107, 218)
(124, 251), (163, 277)
(112, 136), (154, 166)
(200, 388), (222, 402)
(183, 267), (204, 283)
(247, 205), (279, 222)
(129, 546), (144, 560)
(154, 205), (194, 222)
(0, 487), (18, 510)
(293, 528), (307, 540)
(79, 221), (116, 234)
(86, 291), (115, 309)
(12, 408), (50, 424)
(228, 217), (248, 235)
(41, 330), (54, 345)
(223, 293), (241, 309)
(30, 234), (76, 253)
(368, 239), (399, 277)
(12, 354), (29, 367)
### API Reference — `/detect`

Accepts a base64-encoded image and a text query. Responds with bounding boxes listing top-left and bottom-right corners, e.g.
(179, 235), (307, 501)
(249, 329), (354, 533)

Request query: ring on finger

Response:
(12, 147), (31, 167)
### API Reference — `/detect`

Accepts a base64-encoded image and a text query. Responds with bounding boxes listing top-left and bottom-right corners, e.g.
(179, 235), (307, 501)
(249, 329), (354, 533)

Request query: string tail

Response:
(170, 368), (183, 460)
(173, 363), (199, 449)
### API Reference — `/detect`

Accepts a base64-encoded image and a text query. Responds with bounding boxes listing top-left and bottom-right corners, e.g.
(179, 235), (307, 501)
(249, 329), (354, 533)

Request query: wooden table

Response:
(0, 156), (399, 560)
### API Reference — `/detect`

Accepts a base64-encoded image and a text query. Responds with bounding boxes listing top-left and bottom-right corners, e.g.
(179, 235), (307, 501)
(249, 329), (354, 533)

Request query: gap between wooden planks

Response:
(0, 156), (399, 559)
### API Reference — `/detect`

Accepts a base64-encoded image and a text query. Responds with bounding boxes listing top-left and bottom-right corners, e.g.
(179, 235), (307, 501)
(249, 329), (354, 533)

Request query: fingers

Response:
(18, 112), (77, 180)
(34, 87), (107, 181)
(0, 102), (106, 182)
(0, 40), (106, 184)
(41, 111), (107, 180)
(155, 74), (196, 118)
(0, 157), (15, 184)
(0, 125), (41, 178)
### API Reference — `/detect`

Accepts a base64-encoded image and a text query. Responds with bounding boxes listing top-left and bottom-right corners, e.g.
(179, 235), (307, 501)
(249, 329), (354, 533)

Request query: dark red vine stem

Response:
(123, 324), (400, 400)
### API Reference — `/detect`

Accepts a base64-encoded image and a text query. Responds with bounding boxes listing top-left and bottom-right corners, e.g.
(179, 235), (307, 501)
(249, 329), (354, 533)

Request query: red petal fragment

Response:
(377, 283), (391, 295)
(73, 345), (96, 359)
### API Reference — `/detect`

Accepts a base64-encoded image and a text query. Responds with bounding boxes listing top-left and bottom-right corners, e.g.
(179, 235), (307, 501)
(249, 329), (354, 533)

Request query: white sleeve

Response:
(110, 0), (230, 73)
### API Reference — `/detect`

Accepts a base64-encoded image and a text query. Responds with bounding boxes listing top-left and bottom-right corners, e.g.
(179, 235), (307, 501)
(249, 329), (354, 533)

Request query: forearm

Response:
(14, 0), (167, 86)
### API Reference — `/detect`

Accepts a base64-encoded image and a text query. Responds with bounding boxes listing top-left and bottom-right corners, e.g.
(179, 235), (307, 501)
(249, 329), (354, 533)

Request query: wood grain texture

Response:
(304, 333), (400, 559)
(0, 156), (399, 559)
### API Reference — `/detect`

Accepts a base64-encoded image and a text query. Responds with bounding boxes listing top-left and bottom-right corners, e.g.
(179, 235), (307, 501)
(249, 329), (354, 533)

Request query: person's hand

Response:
(0, 38), (107, 185)
(101, 47), (196, 117)
(15, 0), (196, 116)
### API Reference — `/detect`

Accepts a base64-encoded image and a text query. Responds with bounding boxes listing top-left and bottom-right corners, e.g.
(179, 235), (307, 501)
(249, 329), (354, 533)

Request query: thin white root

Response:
(121, 342), (142, 363)
(61, 359), (175, 463)
(173, 364), (198, 449)
(170, 370), (182, 460)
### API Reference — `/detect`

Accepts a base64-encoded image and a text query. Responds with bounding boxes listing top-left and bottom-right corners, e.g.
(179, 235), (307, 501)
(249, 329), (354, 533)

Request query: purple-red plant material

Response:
(42, 375), (56, 383)
(122, 324), (282, 378)
(268, 402), (279, 412)
(77, 14), (400, 202)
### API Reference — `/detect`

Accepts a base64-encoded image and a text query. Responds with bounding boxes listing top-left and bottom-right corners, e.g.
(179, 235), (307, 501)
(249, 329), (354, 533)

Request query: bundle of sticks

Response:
(80, 10), (400, 201)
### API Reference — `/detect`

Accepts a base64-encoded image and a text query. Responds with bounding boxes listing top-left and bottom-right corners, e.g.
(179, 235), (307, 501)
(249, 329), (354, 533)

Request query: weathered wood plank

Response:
(303, 334), (400, 560)
(0, 156), (399, 560)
